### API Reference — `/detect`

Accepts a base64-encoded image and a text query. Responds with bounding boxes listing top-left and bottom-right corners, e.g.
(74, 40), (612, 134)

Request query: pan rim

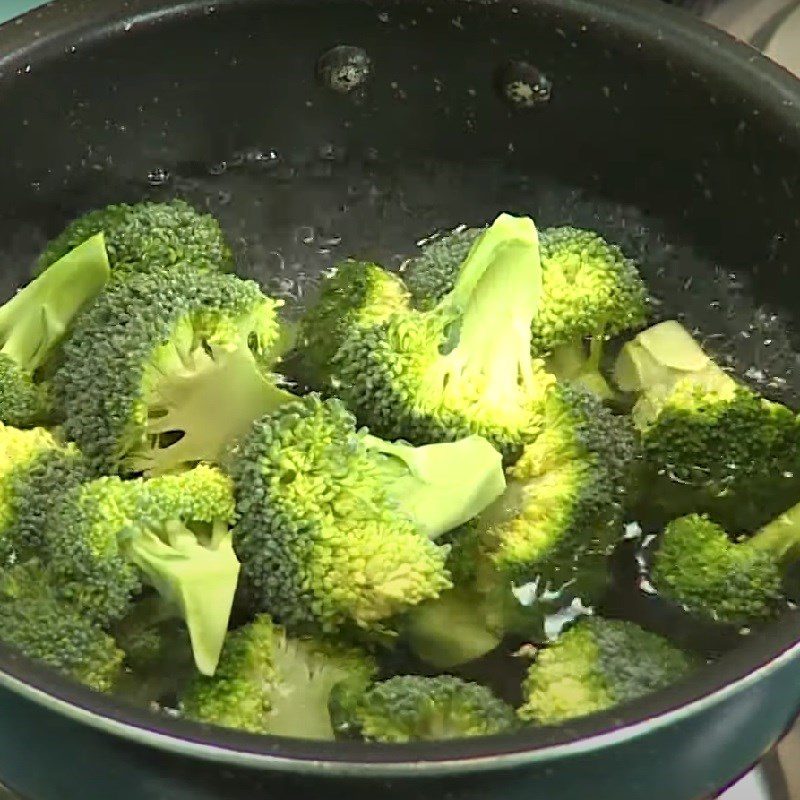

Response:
(1, 0), (800, 773)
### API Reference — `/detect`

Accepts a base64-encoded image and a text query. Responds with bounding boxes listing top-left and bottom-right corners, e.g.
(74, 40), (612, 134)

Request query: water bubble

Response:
(496, 61), (552, 109)
(147, 167), (170, 186)
(295, 226), (316, 245)
(316, 46), (372, 94)
(208, 161), (227, 176)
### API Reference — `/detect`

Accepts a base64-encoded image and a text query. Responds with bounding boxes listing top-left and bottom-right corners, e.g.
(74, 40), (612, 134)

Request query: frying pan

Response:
(1, 1), (800, 798)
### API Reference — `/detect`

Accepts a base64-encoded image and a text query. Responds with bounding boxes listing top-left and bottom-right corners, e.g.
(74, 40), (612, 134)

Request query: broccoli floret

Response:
(330, 214), (552, 460)
(38, 200), (233, 275)
(518, 617), (696, 724)
(0, 423), (85, 564)
(614, 321), (800, 527)
(650, 506), (800, 625)
(404, 225), (648, 356)
(0, 234), (110, 427)
(298, 260), (409, 388)
(0, 560), (124, 692)
(44, 465), (239, 675)
(476, 385), (636, 591)
(230, 395), (506, 633)
(180, 614), (376, 738)
(333, 674), (517, 743)
(54, 263), (294, 476)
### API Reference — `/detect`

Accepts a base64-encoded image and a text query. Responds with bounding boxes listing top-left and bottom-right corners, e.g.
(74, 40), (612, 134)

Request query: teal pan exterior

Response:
(1, 1), (800, 798)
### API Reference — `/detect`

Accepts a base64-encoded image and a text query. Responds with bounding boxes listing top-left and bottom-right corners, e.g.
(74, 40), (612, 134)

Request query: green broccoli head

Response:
(330, 214), (552, 460)
(519, 617), (696, 724)
(404, 225), (648, 355)
(44, 465), (239, 675)
(0, 560), (124, 692)
(54, 263), (294, 476)
(299, 260), (409, 388)
(650, 509), (800, 625)
(334, 674), (517, 743)
(180, 614), (376, 738)
(38, 200), (234, 275)
(122, 465), (240, 676)
(477, 385), (636, 592)
(230, 395), (471, 633)
(0, 423), (86, 564)
(615, 321), (800, 526)
(0, 234), (110, 427)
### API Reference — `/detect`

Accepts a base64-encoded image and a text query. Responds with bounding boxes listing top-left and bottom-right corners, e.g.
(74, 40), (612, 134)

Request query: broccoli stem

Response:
(547, 337), (614, 400)
(363, 434), (505, 539)
(123, 519), (240, 676)
(0, 233), (110, 370)
(748, 501), (800, 563)
(431, 214), (542, 407)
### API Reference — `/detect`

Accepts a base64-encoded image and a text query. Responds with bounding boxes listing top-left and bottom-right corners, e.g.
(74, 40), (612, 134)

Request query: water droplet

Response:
(208, 161), (227, 176)
(377, 11), (390, 22)
(147, 167), (170, 186)
(496, 61), (552, 109)
(316, 46), (372, 94)
(295, 226), (316, 245)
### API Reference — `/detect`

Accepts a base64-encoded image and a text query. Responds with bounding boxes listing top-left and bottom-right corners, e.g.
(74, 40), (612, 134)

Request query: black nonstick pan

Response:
(1, 1), (800, 798)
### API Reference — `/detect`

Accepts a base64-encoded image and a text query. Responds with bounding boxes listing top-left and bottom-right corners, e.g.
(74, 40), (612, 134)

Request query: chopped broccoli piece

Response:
(180, 614), (376, 738)
(231, 395), (506, 633)
(404, 225), (648, 356)
(0, 423), (84, 564)
(404, 587), (503, 669)
(476, 385), (636, 591)
(44, 465), (239, 675)
(299, 260), (409, 388)
(334, 674), (517, 743)
(614, 321), (800, 526)
(329, 214), (552, 460)
(518, 617), (696, 724)
(54, 263), (293, 476)
(0, 234), (110, 427)
(38, 200), (233, 275)
(0, 560), (124, 692)
(650, 505), (800, 625)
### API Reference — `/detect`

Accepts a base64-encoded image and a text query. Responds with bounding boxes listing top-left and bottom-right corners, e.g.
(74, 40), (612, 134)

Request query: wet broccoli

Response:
(180, 614), (376, 738)
(44, 465), (239, 675)
(333, 674), (517, 743)
(614, 320), (800, 527)
(230, 394), (506, 634)
(0, 234), (110, 427)
(0, 560), (124, 692)
(328, 214), (552, 461)
(518, 617), (696, 724)
(404, 224), (648, 357)
(650, 505), (800, 625)
(53, 263), (293, 476)
(38, 199), (234, 275)
(298, 260), (409, 388)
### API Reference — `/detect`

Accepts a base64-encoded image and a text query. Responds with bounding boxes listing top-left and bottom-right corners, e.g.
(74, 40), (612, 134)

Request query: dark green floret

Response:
(298, 260), (409, 388)
(230, 394), (505, 634)
(404, 224), (648, 358)
(44, 465), (239, 675)
(0, 234), (110, 427)
(651, 506), (800, 625)
(54, 263), (293, 476)
(38, 200), (234, 275)
(615, 320), (800, 526)
(180, 614), (376, 738)
(328, 214), (552, 460)
(333, 674), (517, 743)
(519, 617), (696, 724)
(0, 560), (124, 692)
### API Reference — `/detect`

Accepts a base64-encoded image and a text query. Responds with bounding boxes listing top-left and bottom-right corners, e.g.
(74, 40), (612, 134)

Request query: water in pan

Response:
(1, 146), (799, 707)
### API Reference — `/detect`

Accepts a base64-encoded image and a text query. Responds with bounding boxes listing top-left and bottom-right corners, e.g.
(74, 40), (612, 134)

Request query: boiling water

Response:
(2, 147), (799, 713)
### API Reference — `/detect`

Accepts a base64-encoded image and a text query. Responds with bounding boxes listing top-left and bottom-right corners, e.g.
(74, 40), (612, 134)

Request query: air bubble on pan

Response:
(316, 46), (372, 94)
(496, 61), (552, 109)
